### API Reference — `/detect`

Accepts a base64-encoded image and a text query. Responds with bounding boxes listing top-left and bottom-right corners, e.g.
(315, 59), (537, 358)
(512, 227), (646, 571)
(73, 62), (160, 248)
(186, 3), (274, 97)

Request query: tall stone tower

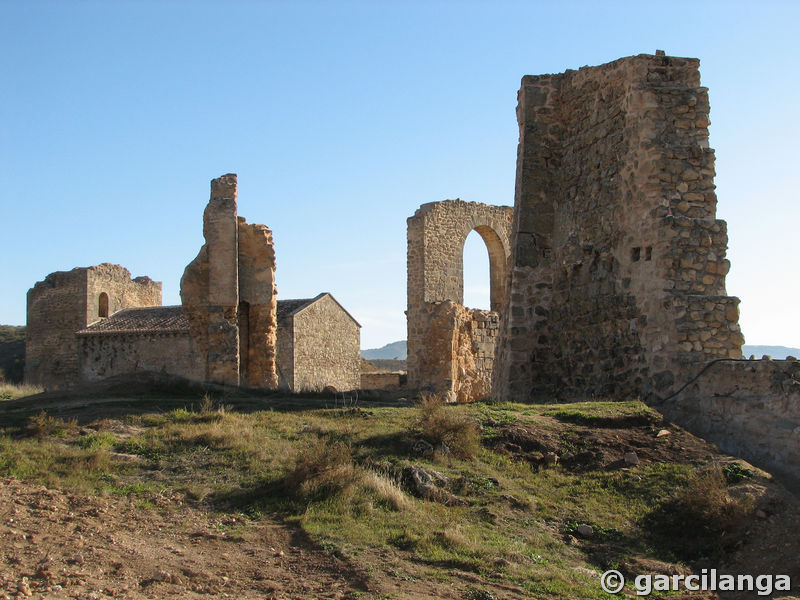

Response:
(493, 53), (743, 402)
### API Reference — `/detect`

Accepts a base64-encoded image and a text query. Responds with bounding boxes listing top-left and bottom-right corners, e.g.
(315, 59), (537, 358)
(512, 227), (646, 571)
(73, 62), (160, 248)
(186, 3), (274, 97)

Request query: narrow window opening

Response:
(645, 246), (653, 261)
(631, 247), (641, 262)
(98, 293), (109, 318)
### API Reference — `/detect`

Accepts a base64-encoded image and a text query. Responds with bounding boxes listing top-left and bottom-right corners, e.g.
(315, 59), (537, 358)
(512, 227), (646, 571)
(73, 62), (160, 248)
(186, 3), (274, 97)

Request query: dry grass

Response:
(286, 438), (360, 499)
(0, 382), (43, 400)
(27, 411), (78, 439)
(286, 438), (412, 511)
(416, 393), (480, 458)
(675, 466), (755, 532)
(361, 470), (413, 511)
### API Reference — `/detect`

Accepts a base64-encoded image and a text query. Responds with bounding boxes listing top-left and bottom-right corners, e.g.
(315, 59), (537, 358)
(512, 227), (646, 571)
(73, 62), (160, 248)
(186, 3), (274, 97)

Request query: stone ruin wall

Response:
(361, 371), (404, 390)
(78, 329), (203, 382)
(658, 359), (800, 491)
(275, 315), (295, 390)
(407, 200), (512, 402)
(493, 53), (742, 403)
(181, 174), (278, 389)
(26, 264), (161, 389)
(237, 217), (279, 388)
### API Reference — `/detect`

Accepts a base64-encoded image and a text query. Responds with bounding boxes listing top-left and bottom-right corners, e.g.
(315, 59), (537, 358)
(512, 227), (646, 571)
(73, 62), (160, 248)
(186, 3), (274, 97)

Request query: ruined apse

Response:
(492, 53), (743, 403)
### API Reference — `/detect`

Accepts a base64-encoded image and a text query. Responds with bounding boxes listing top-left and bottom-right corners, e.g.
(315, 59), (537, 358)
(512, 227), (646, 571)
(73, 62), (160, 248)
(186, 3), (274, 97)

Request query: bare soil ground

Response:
(1, 476), (494, 600)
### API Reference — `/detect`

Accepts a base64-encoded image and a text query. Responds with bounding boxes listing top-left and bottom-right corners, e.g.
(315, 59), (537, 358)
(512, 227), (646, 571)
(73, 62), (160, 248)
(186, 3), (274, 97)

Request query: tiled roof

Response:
(276, 298), (315, 324)
(77, 306), (190, 335)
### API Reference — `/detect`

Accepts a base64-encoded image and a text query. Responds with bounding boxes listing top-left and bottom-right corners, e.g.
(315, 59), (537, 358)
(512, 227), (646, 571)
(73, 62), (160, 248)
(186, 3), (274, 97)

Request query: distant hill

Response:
(361, 340), (407, 360)
(0, 325), (25, 383)
(742, 345), (800, 359)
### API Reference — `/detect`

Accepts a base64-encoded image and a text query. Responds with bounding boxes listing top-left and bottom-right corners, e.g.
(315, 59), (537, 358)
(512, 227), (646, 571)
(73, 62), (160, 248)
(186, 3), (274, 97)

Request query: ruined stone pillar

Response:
(181, 174), (278, 388)
(204, 174), (241, 385)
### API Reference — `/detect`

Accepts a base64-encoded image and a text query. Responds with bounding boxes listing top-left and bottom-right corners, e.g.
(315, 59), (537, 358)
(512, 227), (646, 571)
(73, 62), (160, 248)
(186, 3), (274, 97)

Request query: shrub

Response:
(28, 411), (77, 438)
(76, 432), (117, 450)
(722, 462), (754, 484)
(416, 394), (480, 458)
(286, 438), (360, 499)
(285, 438), (412, 511)
(676, 466), (754, 533)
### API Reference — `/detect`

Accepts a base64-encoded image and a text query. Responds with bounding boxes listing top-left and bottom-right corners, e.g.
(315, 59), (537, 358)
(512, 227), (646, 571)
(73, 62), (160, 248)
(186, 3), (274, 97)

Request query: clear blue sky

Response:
(2, 0), (798, 349)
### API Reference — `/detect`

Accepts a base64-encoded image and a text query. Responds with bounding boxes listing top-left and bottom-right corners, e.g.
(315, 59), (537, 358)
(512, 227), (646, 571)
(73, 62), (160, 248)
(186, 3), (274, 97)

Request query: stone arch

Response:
(407, 200), (513, 400)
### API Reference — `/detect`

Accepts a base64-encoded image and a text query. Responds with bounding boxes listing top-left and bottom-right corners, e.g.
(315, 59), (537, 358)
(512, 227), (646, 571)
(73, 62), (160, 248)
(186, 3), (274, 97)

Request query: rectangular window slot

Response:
(645, 246), (653, 261)
(631, 247), (641, 262)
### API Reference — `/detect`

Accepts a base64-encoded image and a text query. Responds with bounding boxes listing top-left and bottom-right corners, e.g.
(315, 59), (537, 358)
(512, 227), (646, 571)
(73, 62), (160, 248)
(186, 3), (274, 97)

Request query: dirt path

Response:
(0, 477), (375, 600)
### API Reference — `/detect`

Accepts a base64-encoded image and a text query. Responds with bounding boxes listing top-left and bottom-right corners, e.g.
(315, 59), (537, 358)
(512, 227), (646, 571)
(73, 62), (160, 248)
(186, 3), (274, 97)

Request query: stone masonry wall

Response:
(292, 294), (360, 392)
(26, 264), (161, 389)
(657, 359), (800, 491)
(407, 200), (512, 397)
(78, 331), (203, 382)
(360, 372), (403, 390)
(86, 264), (162, 325)
(494, 53), (742, 403)
(275, 317), (294, 390)
(26, 269), (87, 389)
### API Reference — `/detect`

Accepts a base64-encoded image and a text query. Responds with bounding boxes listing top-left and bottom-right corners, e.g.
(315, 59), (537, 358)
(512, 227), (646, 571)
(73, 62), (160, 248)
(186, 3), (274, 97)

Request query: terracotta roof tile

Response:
(77, 306), (190, 335)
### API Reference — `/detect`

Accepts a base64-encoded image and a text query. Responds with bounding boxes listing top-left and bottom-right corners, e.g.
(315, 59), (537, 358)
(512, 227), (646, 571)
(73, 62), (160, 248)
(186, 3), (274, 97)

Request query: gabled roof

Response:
(277, 293), (361, 328)
(77, 305), (190, 335)
(276, 298), (316, 323)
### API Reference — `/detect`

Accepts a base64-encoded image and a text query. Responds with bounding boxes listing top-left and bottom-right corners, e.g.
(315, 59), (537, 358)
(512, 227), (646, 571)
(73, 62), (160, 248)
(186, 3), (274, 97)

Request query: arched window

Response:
(462, 230), (491, 310)
(98, 293), (109, 318)
(462, 226), (507, 312)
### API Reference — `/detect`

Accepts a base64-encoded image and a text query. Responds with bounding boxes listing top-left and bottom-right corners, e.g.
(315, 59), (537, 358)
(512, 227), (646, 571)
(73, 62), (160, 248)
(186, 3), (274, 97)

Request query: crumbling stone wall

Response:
(493, 53), (742, 403)
(407, 200), (512, 401)
(78, 331), (203, 382)
(237, 218), (279, 387)
(26, 264), (161, 388)
(414, 301), (498, 402)
(181, 174), (278, 388)
(657, 359), (800, 491)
